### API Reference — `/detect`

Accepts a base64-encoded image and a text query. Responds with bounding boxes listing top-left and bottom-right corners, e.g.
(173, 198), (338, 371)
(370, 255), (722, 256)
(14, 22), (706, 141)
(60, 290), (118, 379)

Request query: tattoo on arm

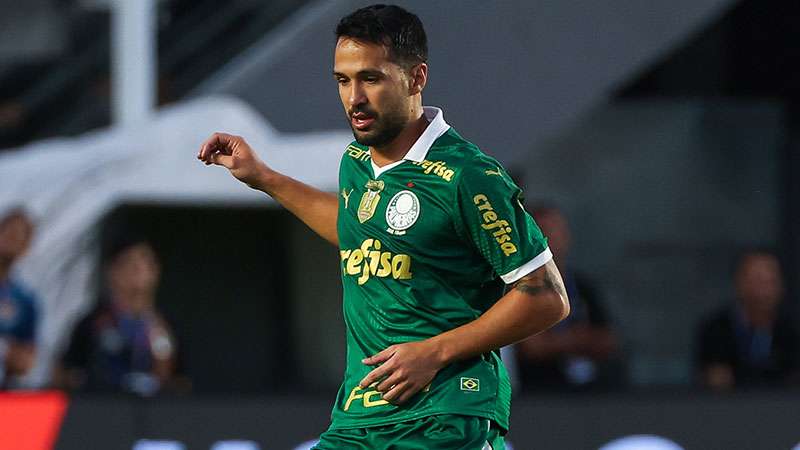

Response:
(511, 262), (567, 299)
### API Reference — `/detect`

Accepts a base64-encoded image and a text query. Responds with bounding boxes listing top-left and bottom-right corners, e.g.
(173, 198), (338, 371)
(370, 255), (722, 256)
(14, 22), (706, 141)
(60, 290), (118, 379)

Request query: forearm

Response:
(428, 260), (569, 366)
(253, 164), (339, 246)
(197, 133), (340, 246)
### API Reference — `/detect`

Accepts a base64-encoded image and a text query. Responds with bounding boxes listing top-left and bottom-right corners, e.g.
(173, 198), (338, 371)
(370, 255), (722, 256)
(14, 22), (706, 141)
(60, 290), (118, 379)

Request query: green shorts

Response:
(313, 414), (505, 450)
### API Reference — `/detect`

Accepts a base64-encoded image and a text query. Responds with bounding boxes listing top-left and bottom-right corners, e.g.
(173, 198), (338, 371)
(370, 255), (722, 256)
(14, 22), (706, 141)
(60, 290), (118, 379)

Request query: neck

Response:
(370, 109), (428, 167)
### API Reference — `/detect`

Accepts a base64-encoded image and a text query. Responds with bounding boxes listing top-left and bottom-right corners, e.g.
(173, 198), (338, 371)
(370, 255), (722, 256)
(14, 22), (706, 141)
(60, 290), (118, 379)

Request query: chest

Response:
(337, 162), (461, 258)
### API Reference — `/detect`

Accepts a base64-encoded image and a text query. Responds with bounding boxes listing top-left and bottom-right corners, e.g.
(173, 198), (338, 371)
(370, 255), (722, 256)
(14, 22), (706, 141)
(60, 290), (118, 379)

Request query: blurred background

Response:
(0, 0), (798, 449)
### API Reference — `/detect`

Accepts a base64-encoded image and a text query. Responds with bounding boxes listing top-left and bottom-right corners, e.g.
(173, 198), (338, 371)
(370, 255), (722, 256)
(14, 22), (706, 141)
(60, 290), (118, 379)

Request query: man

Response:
(60, 236), (177, 396)
(695, 249), (799, 390)
(515, 205), (617, 390)
(0, 208), (38, 388)
(198, 5), (569, 448)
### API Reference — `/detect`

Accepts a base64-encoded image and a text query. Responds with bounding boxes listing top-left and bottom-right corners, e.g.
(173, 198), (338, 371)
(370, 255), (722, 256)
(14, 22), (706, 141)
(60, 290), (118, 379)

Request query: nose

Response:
(348, 81), (367, 109)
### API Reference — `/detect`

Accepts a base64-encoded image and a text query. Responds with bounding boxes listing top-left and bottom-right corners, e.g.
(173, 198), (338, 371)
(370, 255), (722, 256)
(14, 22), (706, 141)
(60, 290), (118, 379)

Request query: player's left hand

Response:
(359, 340), (445, 405)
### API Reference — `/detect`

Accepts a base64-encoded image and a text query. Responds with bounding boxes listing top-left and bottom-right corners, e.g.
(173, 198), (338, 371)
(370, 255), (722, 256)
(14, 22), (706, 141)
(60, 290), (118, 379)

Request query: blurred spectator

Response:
(695, 249), (799, 390)
(514, 205), (619, 390)
(0, 208), (38, 388)
(58, 235), (178, 396)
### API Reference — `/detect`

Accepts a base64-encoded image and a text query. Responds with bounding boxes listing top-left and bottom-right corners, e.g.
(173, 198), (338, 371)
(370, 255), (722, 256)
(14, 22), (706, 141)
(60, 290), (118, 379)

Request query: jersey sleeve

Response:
(454, 157), (551, 284)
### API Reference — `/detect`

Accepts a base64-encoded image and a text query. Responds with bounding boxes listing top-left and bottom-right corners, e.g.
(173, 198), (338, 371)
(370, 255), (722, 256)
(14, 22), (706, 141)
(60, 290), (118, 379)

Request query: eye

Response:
(336, 77), (349, 85)
(364, 77), (379, 84)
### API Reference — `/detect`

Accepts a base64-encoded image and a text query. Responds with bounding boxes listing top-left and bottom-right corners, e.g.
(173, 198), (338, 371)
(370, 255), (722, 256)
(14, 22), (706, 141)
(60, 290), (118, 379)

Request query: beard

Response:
(348, 104), (407, 148)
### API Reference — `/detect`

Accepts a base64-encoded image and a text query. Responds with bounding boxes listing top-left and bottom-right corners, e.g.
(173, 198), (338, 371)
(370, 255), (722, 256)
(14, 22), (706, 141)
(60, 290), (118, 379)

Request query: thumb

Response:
(210, 152), (234, 169)
(362, 346), (396, 365)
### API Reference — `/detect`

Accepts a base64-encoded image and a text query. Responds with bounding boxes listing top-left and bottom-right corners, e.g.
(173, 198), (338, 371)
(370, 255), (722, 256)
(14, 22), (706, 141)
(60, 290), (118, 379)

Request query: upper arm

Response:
(510, 259), (570, 319)
(454, 157), (552, 283)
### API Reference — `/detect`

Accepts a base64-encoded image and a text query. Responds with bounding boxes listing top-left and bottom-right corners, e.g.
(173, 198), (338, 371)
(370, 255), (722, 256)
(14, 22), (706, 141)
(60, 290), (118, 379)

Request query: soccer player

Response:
(198, 4), (569, 449)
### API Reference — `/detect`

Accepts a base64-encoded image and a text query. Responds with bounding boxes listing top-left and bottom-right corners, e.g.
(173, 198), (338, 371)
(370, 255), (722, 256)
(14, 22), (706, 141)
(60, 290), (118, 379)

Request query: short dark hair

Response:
(335, 4), (428, 68)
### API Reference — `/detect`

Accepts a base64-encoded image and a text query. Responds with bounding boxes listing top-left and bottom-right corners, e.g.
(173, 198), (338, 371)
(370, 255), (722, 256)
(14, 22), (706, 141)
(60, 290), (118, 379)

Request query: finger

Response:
(376, 371), (404, 393)
(199, 133), (234, 161)
(362, 346), (396, 366)
(381, 381), (409, 403)
(198, 134), (220, 161)
(209, 152), (234, 169)
(359, 362), (393, 389)
(395, 384), (421, 404)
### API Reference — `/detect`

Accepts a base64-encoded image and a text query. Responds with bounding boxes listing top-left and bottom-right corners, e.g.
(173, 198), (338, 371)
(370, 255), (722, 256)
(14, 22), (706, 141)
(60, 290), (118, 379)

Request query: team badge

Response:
(357, 180), (384, 223)
(385, 190), (420, 235)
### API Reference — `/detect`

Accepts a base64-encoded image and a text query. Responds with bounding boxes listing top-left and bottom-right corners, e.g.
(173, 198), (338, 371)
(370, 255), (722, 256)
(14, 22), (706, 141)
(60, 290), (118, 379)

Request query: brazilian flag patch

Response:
(460, 377), (480, 392)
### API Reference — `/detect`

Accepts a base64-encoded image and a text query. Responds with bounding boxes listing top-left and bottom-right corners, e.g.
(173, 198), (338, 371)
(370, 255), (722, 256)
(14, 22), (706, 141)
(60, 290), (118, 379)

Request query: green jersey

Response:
(330, 107), (551, 432)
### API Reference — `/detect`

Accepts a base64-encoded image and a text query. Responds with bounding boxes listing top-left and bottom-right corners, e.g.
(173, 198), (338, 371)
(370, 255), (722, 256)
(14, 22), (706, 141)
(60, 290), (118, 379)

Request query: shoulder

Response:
(419, 129), (511, 187)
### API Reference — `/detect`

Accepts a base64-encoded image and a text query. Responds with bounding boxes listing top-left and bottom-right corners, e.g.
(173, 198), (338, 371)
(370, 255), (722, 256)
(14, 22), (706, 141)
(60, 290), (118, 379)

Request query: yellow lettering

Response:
(377, 252), (392, 277)
(392, 254), (413, 279)
(363, 390), (389, 407)
(368, 251), (381, 275)
(496, 234), (512, 244)
(414, 160), (454, 182)
(360, 238), (374, 254)
(346, 249), (363, 275)
(358, 263), (370, 285)
(493, 227), (513, 237)
(474, 196), (519, 257)
(343, 386), (364, 411)
(342, 240), (414, 283)
(481, 220), (509, 230)
(501, 242), (518, 256)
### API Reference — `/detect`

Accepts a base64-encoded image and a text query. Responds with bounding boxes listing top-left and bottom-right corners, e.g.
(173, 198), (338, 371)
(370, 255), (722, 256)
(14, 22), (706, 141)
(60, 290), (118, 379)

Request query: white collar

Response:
(370, 106), (450, 177)
(402, 106), (450, 162)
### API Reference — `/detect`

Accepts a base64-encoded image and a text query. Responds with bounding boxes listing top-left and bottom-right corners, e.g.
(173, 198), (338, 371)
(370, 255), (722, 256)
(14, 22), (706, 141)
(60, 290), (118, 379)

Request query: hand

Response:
(359, 340), (446, 405)
(197, 132), (272, 188)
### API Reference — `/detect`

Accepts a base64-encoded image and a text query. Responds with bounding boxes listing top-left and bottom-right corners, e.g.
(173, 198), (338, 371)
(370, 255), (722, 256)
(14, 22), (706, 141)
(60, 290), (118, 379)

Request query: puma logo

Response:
(342, 188), (354, 209)
(484, 168), (502, 177)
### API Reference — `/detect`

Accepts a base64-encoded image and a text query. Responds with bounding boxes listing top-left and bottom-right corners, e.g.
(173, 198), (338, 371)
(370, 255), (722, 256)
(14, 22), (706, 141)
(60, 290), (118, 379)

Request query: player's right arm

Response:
(197, 132), (339, 246)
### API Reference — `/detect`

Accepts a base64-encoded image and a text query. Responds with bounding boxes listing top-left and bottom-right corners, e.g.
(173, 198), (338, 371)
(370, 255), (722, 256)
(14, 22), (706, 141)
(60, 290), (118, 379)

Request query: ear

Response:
(408, 63), (428, 95)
